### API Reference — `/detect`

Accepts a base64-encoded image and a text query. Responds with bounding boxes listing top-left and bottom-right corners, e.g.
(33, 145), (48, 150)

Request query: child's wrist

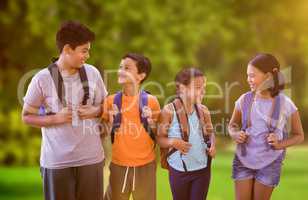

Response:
(276, 140), (285, 150)
(230, 131), (240, 140)
(169, 138), (176, 148)
(94, 106), (102, 117)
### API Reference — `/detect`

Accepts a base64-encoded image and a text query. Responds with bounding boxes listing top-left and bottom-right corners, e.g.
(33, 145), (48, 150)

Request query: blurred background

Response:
(0, 0), (307, 199)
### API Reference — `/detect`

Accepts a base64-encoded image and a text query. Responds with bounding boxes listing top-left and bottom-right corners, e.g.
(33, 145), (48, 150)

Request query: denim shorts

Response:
(232, 154), (284, 187)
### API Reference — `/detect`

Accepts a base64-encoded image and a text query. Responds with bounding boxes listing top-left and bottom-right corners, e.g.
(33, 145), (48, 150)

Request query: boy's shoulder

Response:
(83, 63), (101, 79)
(32, 68), (52, 82)
(104, 94), (116, 105)
(104, 92), (159, 103)
(146, 93), (159, 103)
(103, 92), (160, 112)
(34, 63), (100, 79)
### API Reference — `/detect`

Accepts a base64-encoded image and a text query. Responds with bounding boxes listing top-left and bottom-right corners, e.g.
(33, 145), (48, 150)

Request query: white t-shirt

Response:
(23, 64), (108, 169)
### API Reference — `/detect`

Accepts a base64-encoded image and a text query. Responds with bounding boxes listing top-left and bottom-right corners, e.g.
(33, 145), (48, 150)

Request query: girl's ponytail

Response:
(271, 68), (280, 97)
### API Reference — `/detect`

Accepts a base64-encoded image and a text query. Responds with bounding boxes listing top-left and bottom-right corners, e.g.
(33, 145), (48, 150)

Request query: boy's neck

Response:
(56, 55), (78, 76)
(122, 83), (140, 96)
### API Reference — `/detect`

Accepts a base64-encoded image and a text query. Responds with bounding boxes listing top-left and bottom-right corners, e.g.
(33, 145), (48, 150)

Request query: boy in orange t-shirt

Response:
(102, 53), (160, 200)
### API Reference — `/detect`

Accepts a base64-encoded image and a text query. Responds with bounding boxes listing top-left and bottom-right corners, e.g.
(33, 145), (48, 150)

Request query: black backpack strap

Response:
(48, 63), (66, 107)
(79, 66), (89, 105)
(48, 63), (89, 107)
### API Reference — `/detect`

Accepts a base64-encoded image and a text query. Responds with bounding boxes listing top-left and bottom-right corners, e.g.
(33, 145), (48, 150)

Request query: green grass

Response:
(0, 147), (307, 200)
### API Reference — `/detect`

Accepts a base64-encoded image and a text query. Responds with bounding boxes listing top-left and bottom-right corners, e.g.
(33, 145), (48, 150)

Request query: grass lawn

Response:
(0, 147), (307, 200)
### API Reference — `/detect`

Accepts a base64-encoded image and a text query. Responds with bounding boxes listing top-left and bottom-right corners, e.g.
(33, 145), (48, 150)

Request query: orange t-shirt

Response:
(102, 92), (161, 167)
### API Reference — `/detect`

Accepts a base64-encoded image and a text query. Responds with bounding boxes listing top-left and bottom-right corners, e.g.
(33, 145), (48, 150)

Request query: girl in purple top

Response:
(228, 53), (304, 200)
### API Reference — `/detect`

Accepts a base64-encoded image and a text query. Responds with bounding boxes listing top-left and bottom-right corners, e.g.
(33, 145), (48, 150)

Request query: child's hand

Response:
(171, 138), (192, 155)
(267, 133), (282, 150)
(142, 106), (155, 124)
(235, 131), (249, 144)
(109, 104), (120, 124)
(54, 107), (72, 124)
(206, 145), (216, 158)
(78, 105), (101, 120)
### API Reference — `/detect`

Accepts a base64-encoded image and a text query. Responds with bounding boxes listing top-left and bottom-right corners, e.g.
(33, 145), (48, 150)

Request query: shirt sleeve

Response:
(101, 95), (113, 122)
(283, 95), (298, 118)
(23, 74), (44, 108)
(93, 69), (108, 106)
(148, 95), (161, 122)
(234, 94), (245, 111)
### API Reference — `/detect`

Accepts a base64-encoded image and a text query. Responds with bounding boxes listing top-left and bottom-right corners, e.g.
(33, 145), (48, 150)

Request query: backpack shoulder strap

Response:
(268, 94), (281, 132)
(239, 91), (254, 157)
(48, 63), (66, 107)
(194, 104), (213, 167)
(194, 104), (211, 147)
(241, 92), (255, 131)
(139, 90), (156, 141)
(48, 63), (90, 106)
(111, 91), (122, 144)
(139, 90), (148, 125)
(172, 98), (189, 142)
(79, 66), (89, 105)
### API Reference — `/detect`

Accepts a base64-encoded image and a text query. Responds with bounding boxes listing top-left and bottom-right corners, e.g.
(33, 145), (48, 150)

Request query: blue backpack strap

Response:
(241, 92), (254, 131)
(139, 90), (156, 142)
(111, 91), (122, 144)
(240, 91), (255, 156)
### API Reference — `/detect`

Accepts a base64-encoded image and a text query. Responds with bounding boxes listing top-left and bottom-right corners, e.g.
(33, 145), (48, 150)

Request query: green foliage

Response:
(0, 109), (41, 166)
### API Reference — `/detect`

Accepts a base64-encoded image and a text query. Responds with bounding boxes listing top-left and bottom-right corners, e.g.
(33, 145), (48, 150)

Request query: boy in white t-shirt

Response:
(22, 21), (107, 200)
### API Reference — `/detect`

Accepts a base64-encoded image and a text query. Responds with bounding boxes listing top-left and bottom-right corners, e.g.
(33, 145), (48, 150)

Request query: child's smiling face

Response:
(247, 64), (271, 92)
(118, 57), (146, 85)
(181, 76), (206, 104)
(64, 42), (91, 69)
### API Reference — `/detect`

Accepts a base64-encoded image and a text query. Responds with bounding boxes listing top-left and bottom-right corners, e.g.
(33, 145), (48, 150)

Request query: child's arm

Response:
(156, 104), (192, 155)
(228, 108), (249, 144)
(100, 120), (111, 140)
(100, 98), (116, 139)
(268, 111), (304, 149)
(22, 103), (72, 127)
(202, 105), (216, 158)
